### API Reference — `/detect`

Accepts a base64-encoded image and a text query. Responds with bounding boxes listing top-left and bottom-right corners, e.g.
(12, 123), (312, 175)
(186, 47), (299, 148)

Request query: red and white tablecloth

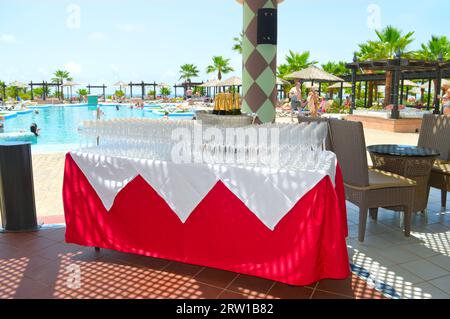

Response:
(63, 151), (350, 286)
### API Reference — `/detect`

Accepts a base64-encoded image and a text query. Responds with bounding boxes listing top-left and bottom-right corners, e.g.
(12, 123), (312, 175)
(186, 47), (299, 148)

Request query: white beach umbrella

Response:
(9, 81), (28, 88)
(285, 65), (344, 82)
(219, 76), (242, 87)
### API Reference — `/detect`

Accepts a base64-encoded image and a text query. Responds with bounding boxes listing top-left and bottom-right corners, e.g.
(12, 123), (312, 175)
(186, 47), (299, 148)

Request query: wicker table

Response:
(367, 145), (440, 213)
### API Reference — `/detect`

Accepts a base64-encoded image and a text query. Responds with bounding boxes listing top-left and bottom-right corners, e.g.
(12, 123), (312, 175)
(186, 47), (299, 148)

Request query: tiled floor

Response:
(0, 226), (386, 299)
(345, 188), (450, 299)
(0, 188), (448, 299)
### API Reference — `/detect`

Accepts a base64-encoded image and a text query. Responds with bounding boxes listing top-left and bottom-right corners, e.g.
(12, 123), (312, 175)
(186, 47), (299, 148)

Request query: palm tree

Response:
(33, 87), (52, 98)
(415, 35), (450, 61)
(322, 61), (350, 99)
(415, 36), (450, 100)
(0, 80), (5, 99)
(358, 26), (415, 105)
(76, 89), (88, 97)
(206, 56), (234, 81)
(232, 32), (243, 55)
(375, 26), (414, 105)
(357, 42), (385, 106)
(51, 69), (73, 100)
(277, 50), (317, 79)
(321, 61), (349, 77)
(179, 64), (199, 84)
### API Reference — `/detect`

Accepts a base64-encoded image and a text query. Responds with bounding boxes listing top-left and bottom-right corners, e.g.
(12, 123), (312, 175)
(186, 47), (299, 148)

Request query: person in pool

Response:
(30, 123), (40, 136)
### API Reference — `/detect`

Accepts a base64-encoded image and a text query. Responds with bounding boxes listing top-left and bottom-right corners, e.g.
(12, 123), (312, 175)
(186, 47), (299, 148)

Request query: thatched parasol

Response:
(219, 76), (242, 87)
(9, 81), (28, 88)
(421, 79), (450, 90)
(285, 65), (344, 82)
(200, 79), (220, 87)
(113, 81), (129, 88)
(402, 80), (419, 87)
(408, 87), (421, 95)
(62, 81), (80, 101)
(328, 82), (352, 90)
(276, 78), (290, 85)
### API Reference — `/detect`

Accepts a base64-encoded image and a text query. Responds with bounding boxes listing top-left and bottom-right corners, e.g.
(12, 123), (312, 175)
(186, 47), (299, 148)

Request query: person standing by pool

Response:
(289, 81), (302, 112)
(306, 89), (320, 117)
(442, 88), (450, 115)
(186, 88), (193, 100)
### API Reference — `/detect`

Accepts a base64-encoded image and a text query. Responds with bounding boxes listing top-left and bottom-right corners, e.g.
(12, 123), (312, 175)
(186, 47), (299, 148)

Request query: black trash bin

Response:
(0, 142), (39, 232)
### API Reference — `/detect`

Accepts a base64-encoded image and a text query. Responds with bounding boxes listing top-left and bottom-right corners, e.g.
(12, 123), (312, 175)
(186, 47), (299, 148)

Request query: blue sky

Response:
(0, 0), (448, 90)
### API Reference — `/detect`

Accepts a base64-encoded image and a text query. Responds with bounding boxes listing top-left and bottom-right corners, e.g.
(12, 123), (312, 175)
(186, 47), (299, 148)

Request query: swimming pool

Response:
(1, 104), (194, 153)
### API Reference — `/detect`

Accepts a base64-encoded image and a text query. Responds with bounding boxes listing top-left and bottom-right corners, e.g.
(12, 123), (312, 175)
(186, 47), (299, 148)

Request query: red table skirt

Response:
(63, 154), (350, 286)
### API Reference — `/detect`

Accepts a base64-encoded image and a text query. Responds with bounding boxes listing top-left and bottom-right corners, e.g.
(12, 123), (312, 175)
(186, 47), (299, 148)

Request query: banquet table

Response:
(63, 151), (350, 286)
(367, 144), (440, 213)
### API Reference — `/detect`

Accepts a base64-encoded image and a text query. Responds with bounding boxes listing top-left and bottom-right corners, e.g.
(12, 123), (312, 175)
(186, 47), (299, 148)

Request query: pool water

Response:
(1, 104), (192, 153)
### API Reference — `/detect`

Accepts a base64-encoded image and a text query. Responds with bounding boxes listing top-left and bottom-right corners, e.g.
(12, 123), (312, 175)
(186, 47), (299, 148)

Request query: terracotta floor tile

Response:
(225, 274), (273, 298)
(193, 267), (238, 289)
(218, 290), (251, 299)
(10, 237), (58, 254)
(0, 242), (22, 259)
(311, 290), (353, 299)
(32, 242), (85, 261)
(4, 276), (54, 299)
(0, 232), (39, 247)
(36, 228), (66, 242)
(173, 282), (224, 299)
(105, 250), (171, 270)
(265, 283), (313, 299)
(164, 262), (203, 278)
(316, 275), (357, 298)
(23, 259), (72, 287)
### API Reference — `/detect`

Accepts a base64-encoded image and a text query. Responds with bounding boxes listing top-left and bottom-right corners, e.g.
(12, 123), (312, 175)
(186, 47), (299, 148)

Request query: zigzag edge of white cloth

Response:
(69, 151), (337, 231)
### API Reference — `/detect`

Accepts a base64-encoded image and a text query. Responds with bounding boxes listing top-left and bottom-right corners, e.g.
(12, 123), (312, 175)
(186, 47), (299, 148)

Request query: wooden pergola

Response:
(29, 81), (62, 101)
(129, 81), (157, 100)
(87, 84), (107, 101)
(346, 54), (450, 119)
(173, 81), (204, 98)
(1, 82), (6, 99)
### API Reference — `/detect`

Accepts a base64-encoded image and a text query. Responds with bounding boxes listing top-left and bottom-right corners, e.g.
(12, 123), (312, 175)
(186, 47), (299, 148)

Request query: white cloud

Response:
(0, 34), (18, 44)
(89, 32), (105, 41)
(64, 61), (82, 75)
(117, 23), (146, 33)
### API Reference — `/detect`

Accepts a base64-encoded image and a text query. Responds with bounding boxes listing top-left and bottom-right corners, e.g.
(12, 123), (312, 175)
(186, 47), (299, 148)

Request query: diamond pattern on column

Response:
(245, 83), (268, 113)
(242, 68), (254, 96)
(243, 1), (255, 31)
(245, 16), (258, 46)
(257, 100), (276, 123)
(256, 67), (276, 97)
(269, 56), (277, 73)
(242, 34), (255, 64)
(263, 0), (276, 9)
(242, 100), (252, 114)
(245, 50), (268, 80)
(257, 45), (277, 65)
(247, 0), (267, 13)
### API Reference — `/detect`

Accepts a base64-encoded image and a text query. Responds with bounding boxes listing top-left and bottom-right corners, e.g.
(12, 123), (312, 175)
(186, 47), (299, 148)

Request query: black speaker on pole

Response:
(257, 8), (277, 45)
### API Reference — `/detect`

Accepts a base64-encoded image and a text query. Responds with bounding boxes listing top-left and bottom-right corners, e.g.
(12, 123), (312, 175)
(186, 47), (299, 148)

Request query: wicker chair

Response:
(328, 119), (416, 242)
(418, 114), (450, 208)
(297, 116), (332, 151)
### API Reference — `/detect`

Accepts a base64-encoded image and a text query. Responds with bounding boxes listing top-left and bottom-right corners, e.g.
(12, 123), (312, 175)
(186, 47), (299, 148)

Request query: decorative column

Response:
(238, 0), (283, 123)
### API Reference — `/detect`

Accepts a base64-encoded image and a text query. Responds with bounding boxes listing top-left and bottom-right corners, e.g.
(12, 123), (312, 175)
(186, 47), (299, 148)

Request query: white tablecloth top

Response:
(69, 151), (337, 230)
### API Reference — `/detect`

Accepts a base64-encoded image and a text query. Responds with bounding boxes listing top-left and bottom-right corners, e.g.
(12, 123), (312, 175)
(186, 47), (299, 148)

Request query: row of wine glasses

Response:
(78, 119), (329, 170)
